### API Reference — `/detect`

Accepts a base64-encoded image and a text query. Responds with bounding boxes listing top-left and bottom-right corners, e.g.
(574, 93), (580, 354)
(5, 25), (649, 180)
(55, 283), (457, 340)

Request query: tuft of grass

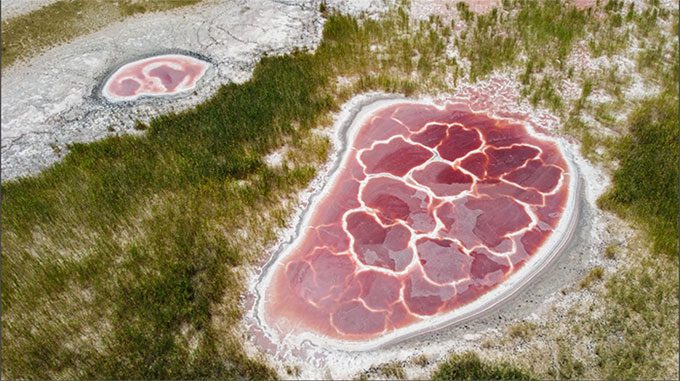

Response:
(413, 354), (429, 367)
(285, 364), (301, 377)
(507, 321), (537, 340)
(133, 120), (148, 131)
(604, 244), (618, 259)
(579, 266), (605, 289)
(432, 352), (536, 381)
(378, 362), (406, 380)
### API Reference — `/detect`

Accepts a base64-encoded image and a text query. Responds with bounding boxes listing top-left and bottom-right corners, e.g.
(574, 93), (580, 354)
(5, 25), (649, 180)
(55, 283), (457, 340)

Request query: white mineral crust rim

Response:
(101, 54), (210, 102)
(254, 96), (580, 352)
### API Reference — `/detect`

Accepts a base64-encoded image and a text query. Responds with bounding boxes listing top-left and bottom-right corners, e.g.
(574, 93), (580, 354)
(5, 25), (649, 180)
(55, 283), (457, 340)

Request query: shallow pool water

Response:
(257, 99), (575, 348)
(102, 54), (208, 102)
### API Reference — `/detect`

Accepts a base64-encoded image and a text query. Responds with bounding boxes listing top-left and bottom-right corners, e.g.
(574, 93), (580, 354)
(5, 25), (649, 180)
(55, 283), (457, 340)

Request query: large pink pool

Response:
(258, 99), (575, 347)
(102, 54), (209, 102)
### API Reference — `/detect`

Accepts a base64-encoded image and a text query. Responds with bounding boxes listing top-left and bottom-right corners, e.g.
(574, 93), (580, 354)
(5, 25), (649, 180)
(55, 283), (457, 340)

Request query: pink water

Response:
(103, 54), (208, 100)
(263, 101), (571, 340)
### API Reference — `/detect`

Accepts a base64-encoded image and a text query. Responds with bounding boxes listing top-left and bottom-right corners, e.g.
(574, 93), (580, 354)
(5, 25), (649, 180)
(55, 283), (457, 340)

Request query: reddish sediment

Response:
(102, 54), (208, 101)
(264, 101), (571, 341)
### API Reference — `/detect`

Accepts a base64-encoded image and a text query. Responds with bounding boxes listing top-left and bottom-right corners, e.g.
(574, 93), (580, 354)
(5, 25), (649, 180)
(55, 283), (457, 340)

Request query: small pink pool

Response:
(102, 54), (209, 102)
(257, 99), (577, 348)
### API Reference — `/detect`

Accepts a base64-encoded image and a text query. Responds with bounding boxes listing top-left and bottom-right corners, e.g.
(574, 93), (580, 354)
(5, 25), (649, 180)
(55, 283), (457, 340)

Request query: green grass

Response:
(455, 0), (590, 82)
(412, 354), (429, 367)
(588, 0), (633, 57)
(587, 89), (679, 378)
(0, 0), (202, 69)
(597, 91), (679, 258)
(432, 1), (678, 379)
(432, 352), (536, 381)
(551, 339), (586, 379)
(2, 37), (334, 381)
(604, 244), (618, 259)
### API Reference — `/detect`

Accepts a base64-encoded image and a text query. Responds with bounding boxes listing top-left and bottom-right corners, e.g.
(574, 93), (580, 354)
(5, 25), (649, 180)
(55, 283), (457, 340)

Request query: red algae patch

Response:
(256, 98), (577, 350)
(102, 54), (209, 102)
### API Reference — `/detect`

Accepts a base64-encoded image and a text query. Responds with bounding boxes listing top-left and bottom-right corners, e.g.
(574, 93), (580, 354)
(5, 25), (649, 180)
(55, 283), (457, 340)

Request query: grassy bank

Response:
(2, 0), (678, 379)
(1, 0), (201, 69)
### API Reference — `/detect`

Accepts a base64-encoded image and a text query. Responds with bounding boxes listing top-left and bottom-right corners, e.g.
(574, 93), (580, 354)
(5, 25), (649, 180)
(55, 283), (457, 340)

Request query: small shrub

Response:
(379, 362), (406, 380)
(413, 354), (429, 367)
(580, 266), (605, 289)
(604, 244), (618, 259)
(285, 364), (301, 377)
